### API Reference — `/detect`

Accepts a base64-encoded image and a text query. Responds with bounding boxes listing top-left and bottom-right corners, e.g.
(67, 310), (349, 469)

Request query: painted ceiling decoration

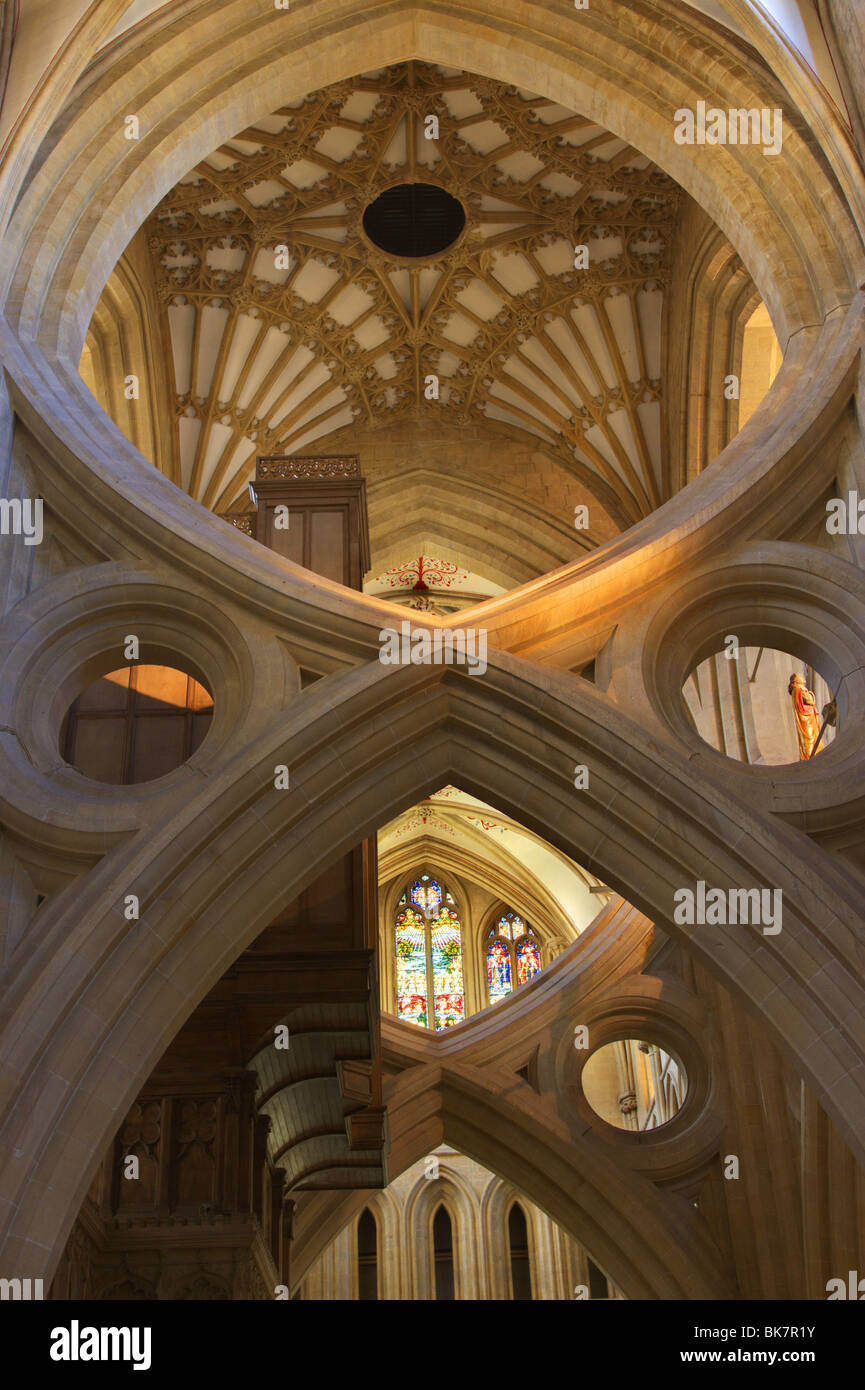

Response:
(393, 807), (457, 838)
(147, 62), (680, 522)
(372, 555), (470, 591)
(364, 556), (503, 612)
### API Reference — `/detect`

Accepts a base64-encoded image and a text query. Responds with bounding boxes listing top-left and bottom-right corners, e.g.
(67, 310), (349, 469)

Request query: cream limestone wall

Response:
(738, 303), (783, 432)
(298, 1148), (619, 1300)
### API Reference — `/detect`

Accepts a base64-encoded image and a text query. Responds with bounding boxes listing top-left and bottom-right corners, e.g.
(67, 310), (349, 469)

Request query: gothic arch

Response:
(380, 1032), (733, 1299)
(1, 0), (865, 1308)
(0, 1), (860, 624)
(482, 1178), (538, 1301)
(477, 899), (552, 955)
(402, 1159), (481, 1300)
(477, 902), (549, 1010)
(362, 1184), (403, 1300)
(4, 1), (858, 353)
(365, 461), (598, 588)
(3, 656), (865, 1280)
(381, 836), (578, 943)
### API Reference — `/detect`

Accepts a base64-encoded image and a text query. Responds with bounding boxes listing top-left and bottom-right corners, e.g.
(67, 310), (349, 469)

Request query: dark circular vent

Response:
(363, 183), (466, 258)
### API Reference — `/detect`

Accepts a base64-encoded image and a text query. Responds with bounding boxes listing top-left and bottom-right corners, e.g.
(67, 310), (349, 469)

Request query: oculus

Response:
(683, 646), (836, 765)
(582, 1039), (686, 1131)
(61, 665), (213, 784)
(363, 182), (466, 258)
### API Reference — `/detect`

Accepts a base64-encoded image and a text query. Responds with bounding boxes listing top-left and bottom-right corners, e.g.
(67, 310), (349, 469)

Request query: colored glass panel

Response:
(411, 878), (442, 915)
(396, 906), (428, 1027)
(498, 912), (526, 941)
(431, 905), (463, 1029)
(487, 937), (512, 1004)
(517, 937), (541, 985)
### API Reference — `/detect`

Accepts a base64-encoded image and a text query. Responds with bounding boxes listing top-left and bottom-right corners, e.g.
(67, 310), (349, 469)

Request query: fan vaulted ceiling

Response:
(147, 62), (680, 521)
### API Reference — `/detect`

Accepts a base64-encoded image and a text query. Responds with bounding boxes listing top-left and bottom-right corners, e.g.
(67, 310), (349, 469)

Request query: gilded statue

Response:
(787, 673), (823, 760)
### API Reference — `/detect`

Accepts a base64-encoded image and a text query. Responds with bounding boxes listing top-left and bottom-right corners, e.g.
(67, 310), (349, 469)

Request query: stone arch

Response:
(383, 836), (578, 943)
(402, 1156), (481, 1299)
(482, 1176), (532, 1301)
(362, 1184), (403, 1300)
(1, 0), (865, 1308)
(665, 204), (765, 493)
(381, 1045), (733, 1299)
(0, 0), (860, 633)
(2, 56), (861, 725)
(4, 0), (859, 354)
(79, 242), (175, 477)
(477, 898), (552, 955)
(3, 661), (865, 1282)
(282, 902), (725, 1301)
(365, 463), (596, 589)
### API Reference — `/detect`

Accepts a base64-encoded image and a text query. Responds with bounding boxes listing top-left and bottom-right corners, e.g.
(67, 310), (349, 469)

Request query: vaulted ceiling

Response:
(145, 62), (681, 522)
(379, 786), (612, 938)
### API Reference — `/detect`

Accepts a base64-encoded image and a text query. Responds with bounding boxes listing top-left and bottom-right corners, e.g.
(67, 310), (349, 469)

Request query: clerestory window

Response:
(395, 875), (464, 1030)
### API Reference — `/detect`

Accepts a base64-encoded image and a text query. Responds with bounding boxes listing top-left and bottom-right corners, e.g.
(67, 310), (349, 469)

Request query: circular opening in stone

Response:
(683, 646), (837, 765)
(581, 1039), (687, 1131)
(59, 664), (214, 784)
(363, 183), (466, 258)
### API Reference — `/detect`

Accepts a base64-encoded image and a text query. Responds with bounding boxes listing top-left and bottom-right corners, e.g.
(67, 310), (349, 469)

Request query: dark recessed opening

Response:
(363, 182), (465, 258)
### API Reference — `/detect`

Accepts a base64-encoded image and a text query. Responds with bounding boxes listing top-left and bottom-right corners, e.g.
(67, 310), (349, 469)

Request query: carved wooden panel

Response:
(116, 1100), (162, 1209)
(251, 454), (370, 587)
(172, 1099), (218, 1207)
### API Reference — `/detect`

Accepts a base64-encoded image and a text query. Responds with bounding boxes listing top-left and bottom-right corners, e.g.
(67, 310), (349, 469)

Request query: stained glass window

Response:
(487, 938), (512, 1004)
(396, 905), (428, 1027)
(487, 910), (542, 1005)
(431, 904), (464, 1028)
(395, 876), (463, 1030)
(411, 877), (442, 915)
(516, 936), (541, 985)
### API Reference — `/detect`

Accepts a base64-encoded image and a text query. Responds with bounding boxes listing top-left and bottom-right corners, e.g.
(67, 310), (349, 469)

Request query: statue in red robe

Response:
(788, 673), (823, 760)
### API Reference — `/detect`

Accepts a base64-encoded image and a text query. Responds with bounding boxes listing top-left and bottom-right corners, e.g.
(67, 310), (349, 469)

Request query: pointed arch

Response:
(508, 1202), (533, 1301)
(402, 1156), (481, 1300)
(3, 661), (865, 1282)
(356, 1207), (378, 1301)
(432, 1204), (455, 1301)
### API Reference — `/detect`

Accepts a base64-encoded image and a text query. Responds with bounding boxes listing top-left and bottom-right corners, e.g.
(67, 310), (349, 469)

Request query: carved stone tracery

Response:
(144, 62), (679, 520)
